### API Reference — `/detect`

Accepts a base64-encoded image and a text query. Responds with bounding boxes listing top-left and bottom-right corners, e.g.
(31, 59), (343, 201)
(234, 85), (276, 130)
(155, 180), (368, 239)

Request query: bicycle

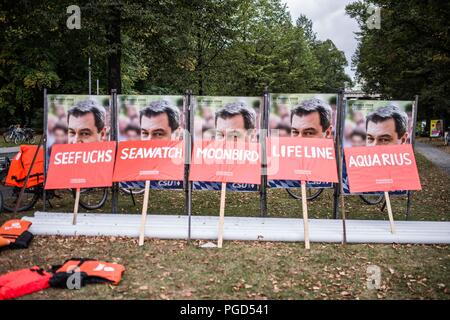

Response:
(71, 188), (109, 210)
(3, 125), (18, 143)
(285, 186), (385, 205)
(23, 127), (36, 144)
(286, 187), (324, 201)
(2, 125), (36, 145)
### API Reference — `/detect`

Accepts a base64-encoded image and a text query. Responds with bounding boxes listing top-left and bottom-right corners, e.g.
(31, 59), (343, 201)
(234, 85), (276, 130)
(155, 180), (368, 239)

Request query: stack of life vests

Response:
(49, 258), (126, 288)
(0, 258), (125, 300)
(0, 219), (33, 249)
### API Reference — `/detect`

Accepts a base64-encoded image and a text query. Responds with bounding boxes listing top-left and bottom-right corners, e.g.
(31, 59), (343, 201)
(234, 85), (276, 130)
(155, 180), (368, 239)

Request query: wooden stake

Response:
(72, 188), (80, 225)
(217, 182), (227, 248)
(384, 191), (396, 233)
(139, 180), (151, 246)
(300, 181), (310, 250)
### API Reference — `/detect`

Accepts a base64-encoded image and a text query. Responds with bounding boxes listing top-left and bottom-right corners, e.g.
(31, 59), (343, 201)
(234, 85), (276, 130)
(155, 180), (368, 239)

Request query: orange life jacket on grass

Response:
(0, 267), (52, 300)
(50, 258), (125, 288)
(0, 237), (10, 248)
(5, 145), (44, 188)
(0, 219), (33, 249)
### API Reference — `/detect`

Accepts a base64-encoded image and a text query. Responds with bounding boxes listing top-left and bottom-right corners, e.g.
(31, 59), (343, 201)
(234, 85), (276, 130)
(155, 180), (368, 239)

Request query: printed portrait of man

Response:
(139, 100), (180, 140)
(67, 100), (107, 144)
(366, 105), (408, 146)
(214, 102), (256, 141)
(290, 98), (333, 139)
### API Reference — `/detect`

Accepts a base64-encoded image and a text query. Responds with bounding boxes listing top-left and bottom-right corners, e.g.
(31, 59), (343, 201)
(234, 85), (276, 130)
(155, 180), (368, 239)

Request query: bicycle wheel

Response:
(359, 194), (384, 205)
(286, 187), (324, 201)
(14, 132), (24, 145)
(73, 188), (108, 210)
(3, 132), (13, 143)
(0, 171), (40, 212)
(120, 186), (145, 195)
(27, 134), (36, 144)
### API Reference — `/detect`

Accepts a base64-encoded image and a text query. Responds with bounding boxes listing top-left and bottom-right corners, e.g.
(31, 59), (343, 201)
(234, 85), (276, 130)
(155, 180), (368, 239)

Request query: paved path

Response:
(415, 142), (450, 176)
(0, 146), (19, 154)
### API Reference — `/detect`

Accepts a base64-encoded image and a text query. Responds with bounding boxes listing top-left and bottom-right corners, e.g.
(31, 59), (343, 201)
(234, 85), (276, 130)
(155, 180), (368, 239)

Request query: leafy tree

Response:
(346, 0), (450, 124)
(0, 0), (351, 127)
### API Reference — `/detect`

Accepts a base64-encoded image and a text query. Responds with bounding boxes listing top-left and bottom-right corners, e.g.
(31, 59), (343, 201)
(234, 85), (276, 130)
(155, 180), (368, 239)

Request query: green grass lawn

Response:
(0, 152), (449, 299)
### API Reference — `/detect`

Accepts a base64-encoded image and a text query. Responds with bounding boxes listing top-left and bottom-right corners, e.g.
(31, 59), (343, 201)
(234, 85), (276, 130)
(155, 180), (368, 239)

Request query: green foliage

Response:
(0, 0), (350, 127)
(346, 0), (450, 123)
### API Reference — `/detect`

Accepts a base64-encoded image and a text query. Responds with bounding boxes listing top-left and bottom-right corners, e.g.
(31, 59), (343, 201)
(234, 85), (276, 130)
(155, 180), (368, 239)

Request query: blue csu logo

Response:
(231, 183), (255, 189)
(192, 182), (258, 191)
(157, 181), (182, 187)
(151, 180), (183, 189)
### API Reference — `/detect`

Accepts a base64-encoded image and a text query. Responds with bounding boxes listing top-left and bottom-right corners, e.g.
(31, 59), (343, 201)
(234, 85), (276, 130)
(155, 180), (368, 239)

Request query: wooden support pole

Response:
(72, 188), (80, 225)
(217, 182), (227, 248)
(139, 180), (151, 246)
(384, 191), (396, 234)
(301, 181), (310, 250)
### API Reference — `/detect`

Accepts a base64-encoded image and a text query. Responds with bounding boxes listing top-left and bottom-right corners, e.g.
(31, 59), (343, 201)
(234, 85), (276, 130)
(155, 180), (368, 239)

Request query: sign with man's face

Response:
(118, 95), (185, 142)
(193, 96), (262, 143)
(47, 96), (111, 144)
(342, 100), (416, 194)
(192, 96), (262, 192)
(46, 95), (111, 168)
(67, 108), (107, 144)
(268, 94), (338, 189)
(343, 100), (414, 148)
(117, 95), (185, 190)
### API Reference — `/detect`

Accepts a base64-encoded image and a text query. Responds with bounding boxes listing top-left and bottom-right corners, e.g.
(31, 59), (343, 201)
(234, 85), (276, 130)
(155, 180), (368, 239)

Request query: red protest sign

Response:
(45, 141), (116, 189)
(113, 140), (184, 182)
(189, 140), (261, 184)
(267, 137), (338, 183)
(344, 144), (421, 193)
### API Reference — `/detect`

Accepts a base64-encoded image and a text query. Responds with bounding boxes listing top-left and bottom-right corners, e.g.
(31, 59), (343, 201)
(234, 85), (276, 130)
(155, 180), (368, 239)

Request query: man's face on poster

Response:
(216, 114), (248, 141)
(53, 128), (67, 144)
(68, 112), (105, 143)
(366, 118), (407, 146)
(291, 111), (332, 139)
(140, 113), (173, 140)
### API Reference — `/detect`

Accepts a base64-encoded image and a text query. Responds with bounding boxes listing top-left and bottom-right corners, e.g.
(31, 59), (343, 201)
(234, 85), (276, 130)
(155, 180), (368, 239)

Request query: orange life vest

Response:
(0, 237), (10, 248)
(50, 258), (125, 288)
(0, 219), (33, 249)
(0, 267), (51, 300)
(5, 145), (44, 188)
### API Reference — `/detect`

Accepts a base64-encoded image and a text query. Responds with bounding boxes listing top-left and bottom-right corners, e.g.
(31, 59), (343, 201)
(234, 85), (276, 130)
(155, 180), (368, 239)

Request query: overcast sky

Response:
(282, 0), (360, 80)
